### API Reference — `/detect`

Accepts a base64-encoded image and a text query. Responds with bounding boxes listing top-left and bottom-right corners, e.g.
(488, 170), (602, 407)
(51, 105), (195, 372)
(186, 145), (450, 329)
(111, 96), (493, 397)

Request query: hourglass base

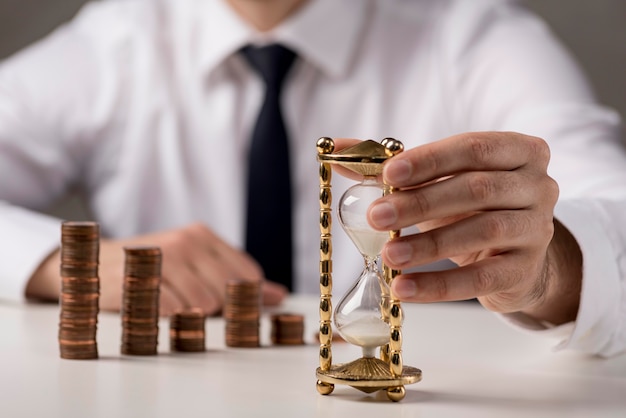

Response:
(316, 357), (421, 401)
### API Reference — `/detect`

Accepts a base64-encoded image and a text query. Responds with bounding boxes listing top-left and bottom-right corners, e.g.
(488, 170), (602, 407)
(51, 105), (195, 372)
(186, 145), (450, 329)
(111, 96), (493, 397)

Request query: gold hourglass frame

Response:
(315, 137), (421, 402)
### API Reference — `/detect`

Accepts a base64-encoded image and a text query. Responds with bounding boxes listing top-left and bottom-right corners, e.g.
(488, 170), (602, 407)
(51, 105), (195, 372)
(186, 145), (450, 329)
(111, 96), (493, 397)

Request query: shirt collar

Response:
(196, 0), (369, 79)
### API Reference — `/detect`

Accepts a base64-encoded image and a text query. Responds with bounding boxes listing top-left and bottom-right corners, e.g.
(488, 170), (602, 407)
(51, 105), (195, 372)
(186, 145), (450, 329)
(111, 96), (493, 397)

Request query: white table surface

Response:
(1, 295), (625, 418)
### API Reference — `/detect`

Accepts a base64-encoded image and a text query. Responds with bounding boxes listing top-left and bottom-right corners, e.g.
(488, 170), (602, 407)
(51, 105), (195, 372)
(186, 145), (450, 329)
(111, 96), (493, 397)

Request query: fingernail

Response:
(369, 202), (397, 229)
(393, 279), (417, 299)
(384, 159), (412, 183)
(386, 242), (412, 265)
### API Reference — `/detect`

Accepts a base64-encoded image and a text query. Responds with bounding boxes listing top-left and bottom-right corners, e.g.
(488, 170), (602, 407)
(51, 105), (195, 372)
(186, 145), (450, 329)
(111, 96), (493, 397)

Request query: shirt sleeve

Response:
(0, 204), (61, 302)
(443, 1), (626, 356)
(500, 200), (626, 358)
(0, 3), (127, 302)
(552, 200), (626, 357)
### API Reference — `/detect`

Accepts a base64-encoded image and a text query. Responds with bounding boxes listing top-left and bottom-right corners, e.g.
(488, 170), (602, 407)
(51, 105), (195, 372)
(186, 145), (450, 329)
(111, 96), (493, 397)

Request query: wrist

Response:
(25, 248), (61, 301)
(521, 219), (582, 325)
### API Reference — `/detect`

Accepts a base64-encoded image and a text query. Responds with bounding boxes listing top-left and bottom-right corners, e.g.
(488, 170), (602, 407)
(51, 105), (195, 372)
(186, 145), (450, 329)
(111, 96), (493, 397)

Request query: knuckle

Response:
(544, 218), (555, 239)
(526, 136), (551, 166)
(466, 173), (496, 203)
(248, 261), (264, 279)
(163, 230), (186, 249)
(535, 216), (555, 245)
(422, 231), (443, 260)
(408, 190), (431, 218)
(467, 135), (497, 165)
(473, 266), (497, 294)
(544, 176), (560, 203)
(481, 215), (508, 241)
(186, 222), (210, 237)
(175, 223), (212, 248)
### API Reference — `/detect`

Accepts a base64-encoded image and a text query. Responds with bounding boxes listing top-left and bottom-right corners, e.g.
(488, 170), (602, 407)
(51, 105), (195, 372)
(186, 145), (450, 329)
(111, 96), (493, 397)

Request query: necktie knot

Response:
(240, 44), (297, 90)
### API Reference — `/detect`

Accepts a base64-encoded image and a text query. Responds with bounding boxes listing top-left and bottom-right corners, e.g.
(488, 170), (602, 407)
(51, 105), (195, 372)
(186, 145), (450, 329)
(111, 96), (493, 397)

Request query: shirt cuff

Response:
(0, 204), (61, 303)
(500, 199), (624, 357)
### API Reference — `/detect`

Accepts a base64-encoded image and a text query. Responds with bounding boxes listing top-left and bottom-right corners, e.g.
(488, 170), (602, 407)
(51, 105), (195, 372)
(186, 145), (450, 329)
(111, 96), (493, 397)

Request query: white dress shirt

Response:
(0, 0), (625, 357)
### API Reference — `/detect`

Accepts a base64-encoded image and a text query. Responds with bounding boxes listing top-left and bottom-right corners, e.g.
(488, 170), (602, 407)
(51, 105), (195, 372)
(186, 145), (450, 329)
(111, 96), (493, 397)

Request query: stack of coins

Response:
(271, 313), (305, 345)
(58, 221), (100, 360)
(169, 308), (206, 352)
(121, 246), (161, 356)
(224, 279), (261, 348)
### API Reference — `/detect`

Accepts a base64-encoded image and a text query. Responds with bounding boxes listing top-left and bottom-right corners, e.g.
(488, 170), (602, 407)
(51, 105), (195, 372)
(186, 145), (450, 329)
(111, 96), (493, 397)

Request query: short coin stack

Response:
(121, 246), (161, 355)
(58, 221), (100, 360)
(224, 279), (261, 348)
(170, 309), (206, 352)
(271, 313), (305, 345)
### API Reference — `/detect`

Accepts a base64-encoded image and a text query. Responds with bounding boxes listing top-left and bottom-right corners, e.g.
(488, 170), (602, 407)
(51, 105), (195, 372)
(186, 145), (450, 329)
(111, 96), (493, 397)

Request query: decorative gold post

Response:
(382, 138), (406, 401)
(315, 137), (421, 402)
(317, 137), (335, 396)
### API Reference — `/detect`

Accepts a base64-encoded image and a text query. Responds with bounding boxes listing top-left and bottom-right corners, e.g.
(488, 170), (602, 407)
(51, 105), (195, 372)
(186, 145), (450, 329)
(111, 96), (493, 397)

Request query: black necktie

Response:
(240, 44), (297, 291)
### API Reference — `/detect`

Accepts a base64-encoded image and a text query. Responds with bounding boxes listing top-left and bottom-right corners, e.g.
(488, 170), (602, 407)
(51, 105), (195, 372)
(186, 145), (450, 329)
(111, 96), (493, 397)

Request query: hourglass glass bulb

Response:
(338, 177), (389, 259)
(334, 266), (390, 357)
(334, 177), (391, 358)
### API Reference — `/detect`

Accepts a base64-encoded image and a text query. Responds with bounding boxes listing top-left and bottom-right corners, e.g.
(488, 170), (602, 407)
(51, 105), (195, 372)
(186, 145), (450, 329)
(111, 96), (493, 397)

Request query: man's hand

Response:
(365, 132), (582, 325)
(27, 223), (288, 316)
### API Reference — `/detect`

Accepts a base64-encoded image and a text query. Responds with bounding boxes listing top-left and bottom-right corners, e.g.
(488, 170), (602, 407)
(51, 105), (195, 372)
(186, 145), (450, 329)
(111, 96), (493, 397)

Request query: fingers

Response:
(186, 223), (264, 281)
(390, 253), (545, 313)
(98, 223), (269, 318)
(333, 138), (362, 151)
(369, 133), (558, 233)
(370, 170), (557, 230)
(159, 281), (188, 317)
(366, 132), (560, 316)
(161, 263), (222, 315)
(382, 132), (550, 188)
(262, 281), (288, 306)
(382, 210), (553, 269)
(170, 223), (264, 313)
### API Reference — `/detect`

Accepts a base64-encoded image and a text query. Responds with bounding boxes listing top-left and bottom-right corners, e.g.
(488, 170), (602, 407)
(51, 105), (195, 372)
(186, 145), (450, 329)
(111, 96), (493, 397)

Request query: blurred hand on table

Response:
(26, 223), (288, 316)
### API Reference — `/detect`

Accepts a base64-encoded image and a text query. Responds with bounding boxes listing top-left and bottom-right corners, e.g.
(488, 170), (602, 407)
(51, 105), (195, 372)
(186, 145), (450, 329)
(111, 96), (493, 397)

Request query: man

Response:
(0, 0), (624, 357)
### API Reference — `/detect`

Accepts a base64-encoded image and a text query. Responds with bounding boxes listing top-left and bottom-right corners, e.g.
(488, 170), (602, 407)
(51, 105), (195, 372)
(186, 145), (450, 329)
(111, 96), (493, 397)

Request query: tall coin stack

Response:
(121, 246), (162, 356)
(170, 309), (206, 352)
(224, 279), (261, 348)
(270, 313), (305, 346)
(58, 221), (100, 360)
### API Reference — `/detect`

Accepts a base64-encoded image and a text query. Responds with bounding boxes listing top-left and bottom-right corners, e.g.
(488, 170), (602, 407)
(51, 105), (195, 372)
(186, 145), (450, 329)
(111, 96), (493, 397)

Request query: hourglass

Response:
(315, 137), (421, 402)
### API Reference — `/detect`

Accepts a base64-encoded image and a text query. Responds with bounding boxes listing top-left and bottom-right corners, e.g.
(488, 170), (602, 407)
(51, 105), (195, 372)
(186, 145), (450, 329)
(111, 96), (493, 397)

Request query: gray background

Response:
(1, 0), (625, 219)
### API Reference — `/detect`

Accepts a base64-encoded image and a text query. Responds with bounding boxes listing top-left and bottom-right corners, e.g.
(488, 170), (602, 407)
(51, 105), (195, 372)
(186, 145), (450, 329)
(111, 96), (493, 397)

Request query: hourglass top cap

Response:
(317, 138), (404, 176)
